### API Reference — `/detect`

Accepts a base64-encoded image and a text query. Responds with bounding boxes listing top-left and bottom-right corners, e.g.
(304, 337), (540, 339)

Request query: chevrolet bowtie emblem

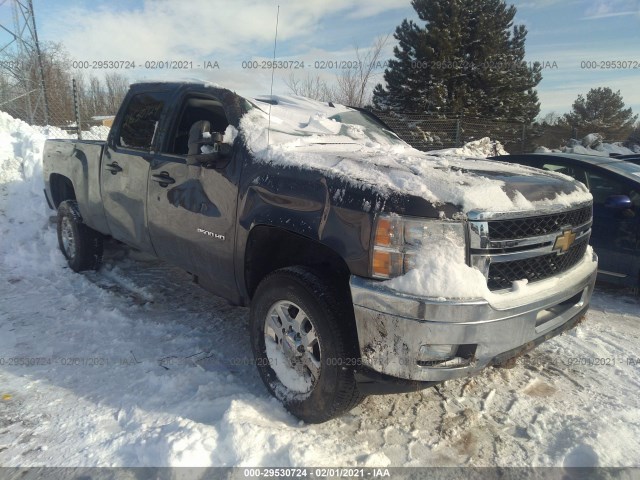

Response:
(553, 229), (576, 253)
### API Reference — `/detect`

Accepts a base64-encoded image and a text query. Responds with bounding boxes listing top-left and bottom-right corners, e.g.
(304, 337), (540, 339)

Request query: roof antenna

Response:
(267, 5), (280, 148)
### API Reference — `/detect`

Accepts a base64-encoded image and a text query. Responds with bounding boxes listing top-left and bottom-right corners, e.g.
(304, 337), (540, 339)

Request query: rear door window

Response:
(118, 92), (170, 151)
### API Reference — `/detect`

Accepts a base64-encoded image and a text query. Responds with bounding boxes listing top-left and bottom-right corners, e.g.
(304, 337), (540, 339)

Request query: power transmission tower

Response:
(0, 0), (49, 124)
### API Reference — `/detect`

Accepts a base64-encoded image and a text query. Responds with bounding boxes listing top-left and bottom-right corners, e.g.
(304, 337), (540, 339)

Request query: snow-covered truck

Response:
(43, 82), (597, 423)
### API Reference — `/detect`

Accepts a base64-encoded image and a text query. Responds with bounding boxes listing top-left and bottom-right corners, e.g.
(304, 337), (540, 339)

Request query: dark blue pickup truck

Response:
(43, 82), (597, 422)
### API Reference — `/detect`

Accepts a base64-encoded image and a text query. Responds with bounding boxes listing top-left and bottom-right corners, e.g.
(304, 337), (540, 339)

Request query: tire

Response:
(57, 200), (103, 272)
(250, 266), (365, 423)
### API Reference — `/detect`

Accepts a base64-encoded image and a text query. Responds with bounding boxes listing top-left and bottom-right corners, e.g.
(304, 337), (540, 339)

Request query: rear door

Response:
(146, 93), (241, 300)
(101, 90), (171, 252)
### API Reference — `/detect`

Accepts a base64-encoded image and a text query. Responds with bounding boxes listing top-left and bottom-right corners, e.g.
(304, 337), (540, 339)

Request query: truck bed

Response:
(43, 138), (110, 234)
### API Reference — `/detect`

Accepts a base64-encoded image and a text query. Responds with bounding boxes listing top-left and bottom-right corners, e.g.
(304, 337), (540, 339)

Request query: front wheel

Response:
(250, 267), (364, 423)
(57, 200), (103, 272)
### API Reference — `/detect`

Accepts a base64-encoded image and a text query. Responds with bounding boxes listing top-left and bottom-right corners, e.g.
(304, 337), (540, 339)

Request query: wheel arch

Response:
(244, 225), (352, 302)
(49, 173), (76, 208)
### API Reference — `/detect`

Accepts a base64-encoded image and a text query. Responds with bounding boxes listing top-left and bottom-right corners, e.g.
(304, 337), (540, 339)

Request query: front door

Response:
(146, 94), (240, 299)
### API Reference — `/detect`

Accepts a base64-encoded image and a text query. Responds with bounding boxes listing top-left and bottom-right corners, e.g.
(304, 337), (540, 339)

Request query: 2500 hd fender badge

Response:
(197, 228), (225, 241)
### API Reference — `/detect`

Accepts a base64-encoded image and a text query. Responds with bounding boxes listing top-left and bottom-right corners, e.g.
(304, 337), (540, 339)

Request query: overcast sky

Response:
(1, 0), (639, 119)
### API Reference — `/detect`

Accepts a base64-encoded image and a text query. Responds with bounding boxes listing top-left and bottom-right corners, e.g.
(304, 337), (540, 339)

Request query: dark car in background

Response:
(492, 153), (640, 290)
(612, 154), (640, 165)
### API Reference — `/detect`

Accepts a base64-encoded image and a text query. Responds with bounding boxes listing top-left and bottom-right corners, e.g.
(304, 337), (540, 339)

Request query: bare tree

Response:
(71, 73), (129, 130)
(104, 73), (129, 114)
(334, 35), (389, 107)
(284, 73), (335, 102)
(283, 35), (389, 107)
(87, 75), (106, 114)
(1, 41), (73, 125)
(1, 40), (131, 129)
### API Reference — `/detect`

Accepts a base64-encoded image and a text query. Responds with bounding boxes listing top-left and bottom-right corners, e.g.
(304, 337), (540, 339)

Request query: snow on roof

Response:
(240, 95), (592, 214)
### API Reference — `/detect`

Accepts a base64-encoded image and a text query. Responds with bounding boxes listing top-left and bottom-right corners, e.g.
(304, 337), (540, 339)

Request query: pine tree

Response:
(373, 0), (541, 122)
(564, 87), (638, 140)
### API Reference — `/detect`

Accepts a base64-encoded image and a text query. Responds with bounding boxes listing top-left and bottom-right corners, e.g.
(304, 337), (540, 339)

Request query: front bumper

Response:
(350, 250), (598, 382)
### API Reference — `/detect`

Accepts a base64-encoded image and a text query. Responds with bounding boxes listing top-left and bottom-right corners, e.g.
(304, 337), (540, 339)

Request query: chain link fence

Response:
(525, 124), (631, 152)
(0, 76), (115, 141)
(374, 111), (527, 153)
(374, 111), (633, 154)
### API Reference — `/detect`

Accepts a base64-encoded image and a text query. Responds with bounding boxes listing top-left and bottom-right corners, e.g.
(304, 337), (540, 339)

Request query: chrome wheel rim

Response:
(264, 300), (321, 394)
(61, 216), (76, 260)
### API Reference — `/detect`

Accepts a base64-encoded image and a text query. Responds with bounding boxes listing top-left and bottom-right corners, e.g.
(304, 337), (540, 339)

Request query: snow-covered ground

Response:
(1, 111), (639, 467)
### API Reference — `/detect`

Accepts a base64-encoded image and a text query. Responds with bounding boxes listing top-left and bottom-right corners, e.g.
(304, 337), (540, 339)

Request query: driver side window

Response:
(585, 171), (637, 209)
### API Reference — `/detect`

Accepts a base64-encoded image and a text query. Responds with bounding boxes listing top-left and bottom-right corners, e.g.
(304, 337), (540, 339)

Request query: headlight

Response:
(371, 214), (466, 279)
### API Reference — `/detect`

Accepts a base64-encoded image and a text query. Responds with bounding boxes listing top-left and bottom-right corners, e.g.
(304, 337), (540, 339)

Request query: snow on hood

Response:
(241, 96), (591, 215)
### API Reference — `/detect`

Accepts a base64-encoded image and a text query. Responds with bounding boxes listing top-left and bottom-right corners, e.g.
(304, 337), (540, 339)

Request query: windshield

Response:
(328, 110), (406, 146)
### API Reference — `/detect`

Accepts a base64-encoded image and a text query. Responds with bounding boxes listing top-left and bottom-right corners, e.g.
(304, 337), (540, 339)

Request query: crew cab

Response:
(43, 82), (598, 423)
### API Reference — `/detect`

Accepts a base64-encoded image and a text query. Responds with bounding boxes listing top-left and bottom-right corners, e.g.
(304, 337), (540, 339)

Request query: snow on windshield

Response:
(246, 95), (403, 147)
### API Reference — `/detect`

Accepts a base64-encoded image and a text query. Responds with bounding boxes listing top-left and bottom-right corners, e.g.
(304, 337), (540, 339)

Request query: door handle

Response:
(152, 172), (175, 187)
(105, 162), (123, 174)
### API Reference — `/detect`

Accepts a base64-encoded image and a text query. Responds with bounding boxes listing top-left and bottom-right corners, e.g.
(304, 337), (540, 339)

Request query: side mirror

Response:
(186, 144), (232, 168)
(604, 194), (632, 209)
(186, 153), (217, 165)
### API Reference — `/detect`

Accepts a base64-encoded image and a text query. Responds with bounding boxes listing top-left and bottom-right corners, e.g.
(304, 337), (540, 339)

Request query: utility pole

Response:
(0, 0), (49, 124)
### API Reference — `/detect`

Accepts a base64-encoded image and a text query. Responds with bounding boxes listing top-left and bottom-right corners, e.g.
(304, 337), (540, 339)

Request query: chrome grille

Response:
(468, 202), (593, 292)
(487, 206), (592, 240)
(487, 237), (589, 290)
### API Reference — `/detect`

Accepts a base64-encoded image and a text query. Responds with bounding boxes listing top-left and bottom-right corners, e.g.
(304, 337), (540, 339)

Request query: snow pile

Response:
(426, 137), (508, 158)
(581, 133), (603, 149)
(0, 112), (106, 263)
(534, 146), (556, 153)
(562, 143), (610, 157)
(87, 125), (111, 140)
(0, 112), (72, 274)
(540, 134), (638, 157)
(595, 142), (636, 155)
(241, 96), (591, 214)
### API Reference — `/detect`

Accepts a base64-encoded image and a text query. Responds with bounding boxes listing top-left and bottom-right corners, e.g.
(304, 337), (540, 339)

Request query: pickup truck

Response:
(43, 82), (598, 423)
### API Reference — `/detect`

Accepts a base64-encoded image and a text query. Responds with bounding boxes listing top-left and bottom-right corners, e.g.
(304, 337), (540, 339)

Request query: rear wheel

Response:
(250, 266), (364, 423)
(57, 200), (103, 272)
